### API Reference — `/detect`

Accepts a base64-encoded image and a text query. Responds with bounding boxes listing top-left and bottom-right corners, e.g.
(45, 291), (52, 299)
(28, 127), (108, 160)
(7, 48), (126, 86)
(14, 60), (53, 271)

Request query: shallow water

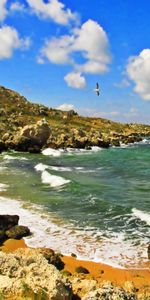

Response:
(0, 139), (150, 268)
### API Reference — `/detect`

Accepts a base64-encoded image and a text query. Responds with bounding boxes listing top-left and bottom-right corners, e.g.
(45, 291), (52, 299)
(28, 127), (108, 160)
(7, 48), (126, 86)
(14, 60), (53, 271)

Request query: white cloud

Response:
(73, 19), (111, 74)
(40, 19), (111, 70)
(0, 0), (7, 22)
(39, 19), (111, 88)
(64, 72), (86, 89)
(57, 103), (76, 111)
(126, 49), (150, 101)
(0, 26), (30, 59)
(26, 0), (78, 25)
(41, 35), (73, 64)
(10, 2), (26, 12)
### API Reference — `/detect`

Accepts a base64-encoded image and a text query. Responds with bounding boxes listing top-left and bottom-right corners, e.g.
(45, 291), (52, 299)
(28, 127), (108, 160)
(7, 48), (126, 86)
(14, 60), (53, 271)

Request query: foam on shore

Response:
(0, 183), (9, 192)
(132, 208), (150, 226)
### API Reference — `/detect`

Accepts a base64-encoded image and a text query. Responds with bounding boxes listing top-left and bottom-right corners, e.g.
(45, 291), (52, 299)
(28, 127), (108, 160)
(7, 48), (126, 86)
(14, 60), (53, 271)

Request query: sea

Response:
(0, 138), (150, 269)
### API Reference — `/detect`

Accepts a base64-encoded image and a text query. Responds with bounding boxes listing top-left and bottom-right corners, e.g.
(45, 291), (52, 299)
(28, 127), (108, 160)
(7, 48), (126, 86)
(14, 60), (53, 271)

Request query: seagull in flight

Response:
(94, 82), (100, 96)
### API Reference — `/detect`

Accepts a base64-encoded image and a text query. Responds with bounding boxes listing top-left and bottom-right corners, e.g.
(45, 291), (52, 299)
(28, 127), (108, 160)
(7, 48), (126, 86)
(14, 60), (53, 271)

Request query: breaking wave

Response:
(41, 171), (70, 187)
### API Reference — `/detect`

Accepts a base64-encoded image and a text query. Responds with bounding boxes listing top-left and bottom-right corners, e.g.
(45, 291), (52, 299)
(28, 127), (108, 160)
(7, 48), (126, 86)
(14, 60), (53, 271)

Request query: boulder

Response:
(12, 119), (51, 151)
(0, 215), (19, 231)
(6, 225), (30, 240)
(75, 266), (90, 274)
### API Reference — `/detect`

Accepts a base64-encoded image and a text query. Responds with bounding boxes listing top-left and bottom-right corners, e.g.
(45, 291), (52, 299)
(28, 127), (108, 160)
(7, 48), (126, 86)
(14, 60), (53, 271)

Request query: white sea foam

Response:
(0, 183), (9, 192)
(141, 138), (150, 144)
(0, 196), (149, 269)
(41, 170), (70, 187)
(42, 148), (63, 157)
(3, 154), (28, 161)
(35, 163), (72, 173)
(132, 208), (150, 226)
(35, 163), (49, 172)
(0, 166), (7, 171)
(50, 166), (72, 172)
(91, 146), (103, 152)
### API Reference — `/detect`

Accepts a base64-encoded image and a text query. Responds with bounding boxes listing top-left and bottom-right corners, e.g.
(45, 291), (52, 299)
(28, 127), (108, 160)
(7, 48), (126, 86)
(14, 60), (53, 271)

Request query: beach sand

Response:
(1, 239), (150, 293)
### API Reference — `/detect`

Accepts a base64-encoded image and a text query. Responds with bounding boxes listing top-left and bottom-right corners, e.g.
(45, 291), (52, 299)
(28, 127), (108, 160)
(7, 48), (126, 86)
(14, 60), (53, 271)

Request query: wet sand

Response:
(1, 239), (150, 292)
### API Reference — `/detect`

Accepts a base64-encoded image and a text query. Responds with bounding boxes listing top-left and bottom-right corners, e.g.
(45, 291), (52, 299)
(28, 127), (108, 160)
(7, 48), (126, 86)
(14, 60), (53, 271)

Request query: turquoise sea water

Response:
(0, 139), (150, 268)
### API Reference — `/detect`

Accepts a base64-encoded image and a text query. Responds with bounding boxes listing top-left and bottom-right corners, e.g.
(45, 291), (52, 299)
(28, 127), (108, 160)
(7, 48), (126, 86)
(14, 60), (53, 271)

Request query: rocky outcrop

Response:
(0, 215), (30, 244)
(11, 119), (51, 152)
(0, 249), (140, 300)
(0, 249), (72, 300)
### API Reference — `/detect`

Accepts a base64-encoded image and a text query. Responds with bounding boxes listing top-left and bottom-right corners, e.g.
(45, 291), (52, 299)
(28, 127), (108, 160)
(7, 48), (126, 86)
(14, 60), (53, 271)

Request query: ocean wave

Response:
(35, 163), (72, 173)
(41, 170), (70, 187)
(3, 154), (28, 161)
(132, 208), (150, 226)
(35, 163), (95, 174)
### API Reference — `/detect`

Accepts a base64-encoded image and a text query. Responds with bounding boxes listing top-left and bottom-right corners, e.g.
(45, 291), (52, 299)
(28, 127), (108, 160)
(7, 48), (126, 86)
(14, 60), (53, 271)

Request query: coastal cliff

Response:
(0, 86), (150, 153)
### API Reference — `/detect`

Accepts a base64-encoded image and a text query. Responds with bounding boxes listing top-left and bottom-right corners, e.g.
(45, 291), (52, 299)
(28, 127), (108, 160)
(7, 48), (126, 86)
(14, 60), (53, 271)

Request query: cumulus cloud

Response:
(26, 0), (78, 25)
(126, 49), (150, 101)
(0, 0), (7, 22)
(57, 103), (76, 111)
(0, 26), (30, 59)
(64, 72), (86, 89)
(39, 19), (111, 88)
(73, 20), (111, 74)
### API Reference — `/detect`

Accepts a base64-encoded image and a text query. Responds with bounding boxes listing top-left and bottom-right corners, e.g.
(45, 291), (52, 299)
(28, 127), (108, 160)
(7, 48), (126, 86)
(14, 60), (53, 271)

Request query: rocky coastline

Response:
(0, 215), (150, 299)
(0, 86), (150, 154)
(0, 87), (150, 299)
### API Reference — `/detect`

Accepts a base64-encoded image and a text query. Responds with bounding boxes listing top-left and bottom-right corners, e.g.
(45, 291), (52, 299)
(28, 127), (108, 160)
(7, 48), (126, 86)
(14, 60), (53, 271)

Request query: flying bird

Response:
(94, 82), (100, 96)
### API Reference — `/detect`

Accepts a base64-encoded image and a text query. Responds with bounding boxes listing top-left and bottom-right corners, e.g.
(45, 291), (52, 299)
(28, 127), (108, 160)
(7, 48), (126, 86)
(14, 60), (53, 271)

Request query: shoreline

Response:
(1, 239), (150, 292)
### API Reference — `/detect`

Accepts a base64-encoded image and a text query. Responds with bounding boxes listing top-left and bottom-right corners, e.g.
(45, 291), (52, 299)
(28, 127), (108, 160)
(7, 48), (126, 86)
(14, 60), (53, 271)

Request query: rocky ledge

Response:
(0, 248), (139, 300)
(0, 86), (150, 153)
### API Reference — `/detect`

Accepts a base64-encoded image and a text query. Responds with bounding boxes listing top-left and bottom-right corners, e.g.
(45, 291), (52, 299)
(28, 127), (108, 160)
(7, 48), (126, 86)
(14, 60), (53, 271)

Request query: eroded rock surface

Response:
(0, 249), (72, 300)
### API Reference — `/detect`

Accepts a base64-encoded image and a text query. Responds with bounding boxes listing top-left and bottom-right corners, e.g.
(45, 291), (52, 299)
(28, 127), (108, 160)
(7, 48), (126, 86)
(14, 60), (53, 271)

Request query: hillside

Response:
(0, 86), (150, 153)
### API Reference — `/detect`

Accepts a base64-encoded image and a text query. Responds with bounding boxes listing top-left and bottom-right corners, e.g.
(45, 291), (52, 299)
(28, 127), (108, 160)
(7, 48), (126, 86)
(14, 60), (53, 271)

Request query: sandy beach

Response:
(1, 238), (150, 295)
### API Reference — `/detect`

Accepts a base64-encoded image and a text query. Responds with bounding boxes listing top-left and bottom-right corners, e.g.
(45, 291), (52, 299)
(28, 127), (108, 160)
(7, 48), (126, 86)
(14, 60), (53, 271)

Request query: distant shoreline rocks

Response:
(0, 85), (150, 154)
(0, 118), (149, 154)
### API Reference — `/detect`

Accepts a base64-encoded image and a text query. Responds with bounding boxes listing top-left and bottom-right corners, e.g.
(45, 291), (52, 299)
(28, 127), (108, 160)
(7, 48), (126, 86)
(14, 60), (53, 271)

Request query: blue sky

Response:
(0, 0), (150, 124)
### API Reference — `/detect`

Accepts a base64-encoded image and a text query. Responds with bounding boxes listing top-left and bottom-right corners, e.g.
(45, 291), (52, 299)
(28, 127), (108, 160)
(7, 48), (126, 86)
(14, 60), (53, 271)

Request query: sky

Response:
(0, 0), (150, 124)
